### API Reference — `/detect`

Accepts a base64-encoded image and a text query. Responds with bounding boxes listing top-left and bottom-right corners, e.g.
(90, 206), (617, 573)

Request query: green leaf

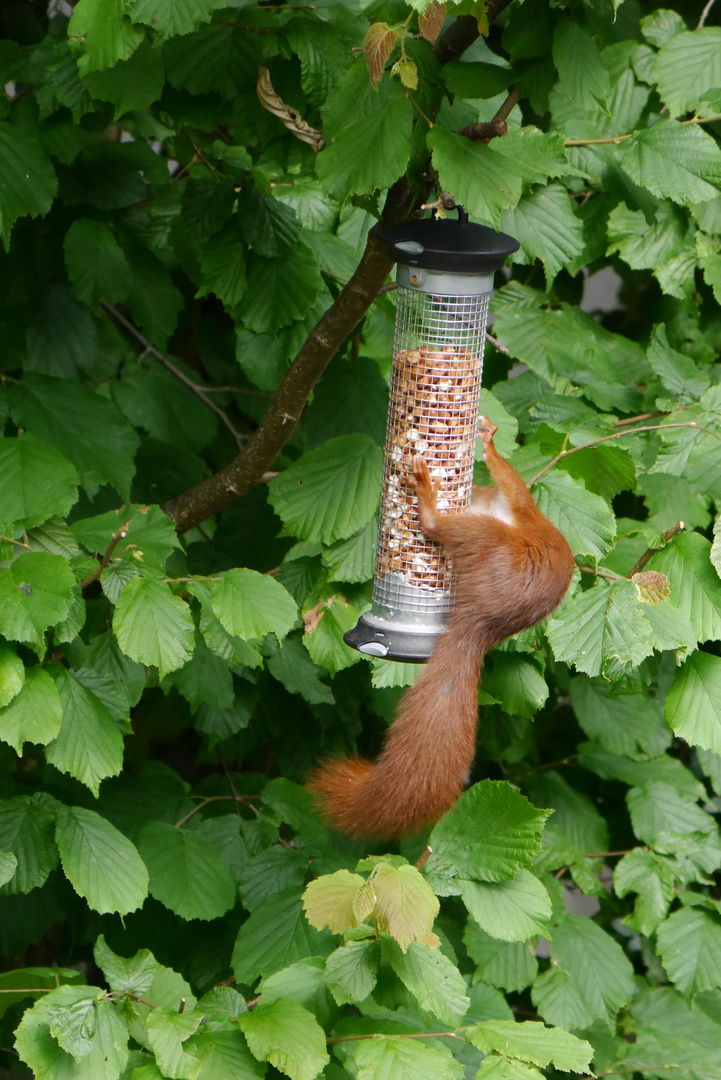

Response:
(0, 552), (76, 651)
(334, 1031), (464, 1080)
(532, 913), (634, 1030)
(317, 93), (412, 201)
(666, 652), (721, 753)
(15, 985), (129, 1080)
(81, 37), (164, 118)
(460, 871), (552, 943)
(372, 862), (440, 952)
(94, 935), (196, 1010)
(615, 121), (721, 207)
(198, 219), (247, 309)
(0, 116), (57, 240)
(237, 249), (324, 335)
(652, 28), (721, 117)
(492, 128), (579, 187)
(483, 654), (548, 720)
(184, 1029), (266, 1080)
(656, 906), (721, 996)
(68, 0), (144, 75)
(476, 1057), (544, 1080)
(73, 632), (147, 722)
(46, 666), (124, 796)
(136, 822), (236, 921)
(321, 520), (377, 587)
(114, 578), (195, 679)
(240, 189), (300, 259)
(546, 579), (656, 678)
(429, 781), (551, 883)
(200, 569), (297, 643)
(268, 435), (383, 546)
(0, 795), (58, 893)
(443, 61), (513, 100)
(287, 19), (349, 106)
(238, 846), (307, 912)
(647, 325), (710, 404)
(463, 923), (538, 993)
(532, 470), (616, 560)
(607, 201), (687, 274)
(55, 805), (148, 915)
(383, 938), (469, 1026)
(165, 633), (234, 715)
(266, 635), (334, 707)
(126, 0), (218, 39)
(0, 435), (79, 529)
(0, 667), (63, 754)
(303, 595), (361, 676)
(614, 848), (676, 936)
(428, 126), (522, 229)
(553, 20), (610, 113)
(626, 782), (714, 849)
(239, 998), (329, 1080)
(467, 1020), (593, 1071)
(500, 185), (584, 289)
(64, 218), (133, 310)
(649, 532), (721, 647)
(145, 1008), (203, 1080)
(303, 870), (366, 935)
(235, 887), (334, 985)
(324, 941), (378, 1003)
(569, 677), (668, 758)
(0, 643), (24, 708)
(10, 373), (140, 499)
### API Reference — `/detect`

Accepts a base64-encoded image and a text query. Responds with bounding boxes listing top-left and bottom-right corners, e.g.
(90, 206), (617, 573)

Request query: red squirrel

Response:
(309, 417), (575, 841)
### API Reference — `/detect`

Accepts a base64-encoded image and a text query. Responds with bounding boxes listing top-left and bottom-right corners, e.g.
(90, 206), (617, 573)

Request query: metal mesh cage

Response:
(373, 287), (490, 622)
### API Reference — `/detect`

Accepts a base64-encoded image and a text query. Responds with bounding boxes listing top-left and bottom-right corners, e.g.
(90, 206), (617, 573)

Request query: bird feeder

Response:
(344, 207), (519, 662)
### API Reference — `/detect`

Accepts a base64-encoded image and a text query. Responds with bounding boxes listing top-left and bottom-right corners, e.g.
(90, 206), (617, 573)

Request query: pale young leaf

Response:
(632, 571), (670, 605)
(419, 2), (446, 42)
(302, 870), (366, 934)
(362, 23), (398, 88)
(372, 862), (440, 952)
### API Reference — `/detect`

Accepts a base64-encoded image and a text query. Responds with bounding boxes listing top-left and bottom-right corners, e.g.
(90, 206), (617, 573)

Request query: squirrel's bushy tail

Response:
(308, 628), (487, 840)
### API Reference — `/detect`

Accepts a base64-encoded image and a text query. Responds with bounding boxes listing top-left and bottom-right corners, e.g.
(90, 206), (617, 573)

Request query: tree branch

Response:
(162, 12), (496, 535)
(628, 521), (685, 577)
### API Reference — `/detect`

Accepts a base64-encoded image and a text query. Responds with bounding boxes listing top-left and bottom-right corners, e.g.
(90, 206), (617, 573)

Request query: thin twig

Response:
(485, 331), (509, 355)
(378, 282), (399, 294)
(180, 128), (221, 179)
(528, 421), (721, 486)
(406, 92), (434, 127)
(100, 301), (247, 450)
(0, 534), (33, 551)
(220, 752), (242, 818)
(328, 1031), (466, 1045)
(698, 0), (718, 26)
(174, 794), (256, 828)
(565, 113), (721, 147)
(201, 386), (273, 397)
(415, 845), (433, 871)
(78, 526), (130, 590)
(613, 410), (667, 427)
(578, 564), (623, 582)
(628, 522), (685, 577)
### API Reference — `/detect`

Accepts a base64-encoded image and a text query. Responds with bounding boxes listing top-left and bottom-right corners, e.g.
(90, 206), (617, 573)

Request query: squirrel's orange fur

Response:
(308, 417), (575, 841)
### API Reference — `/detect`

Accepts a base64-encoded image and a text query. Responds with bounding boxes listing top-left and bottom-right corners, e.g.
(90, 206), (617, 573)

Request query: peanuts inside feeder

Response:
(344, 206), (519, 662)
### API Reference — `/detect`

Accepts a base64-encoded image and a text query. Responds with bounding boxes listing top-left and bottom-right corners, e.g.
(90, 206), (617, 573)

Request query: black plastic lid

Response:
(379, 206), (519, 273)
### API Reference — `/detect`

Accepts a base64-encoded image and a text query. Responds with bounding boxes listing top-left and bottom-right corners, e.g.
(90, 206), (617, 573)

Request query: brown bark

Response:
(162, 12), (499, 534)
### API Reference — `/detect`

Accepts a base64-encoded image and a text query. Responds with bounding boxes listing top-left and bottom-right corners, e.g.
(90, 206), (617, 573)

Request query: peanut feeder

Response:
(345, 207), (518, 662)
